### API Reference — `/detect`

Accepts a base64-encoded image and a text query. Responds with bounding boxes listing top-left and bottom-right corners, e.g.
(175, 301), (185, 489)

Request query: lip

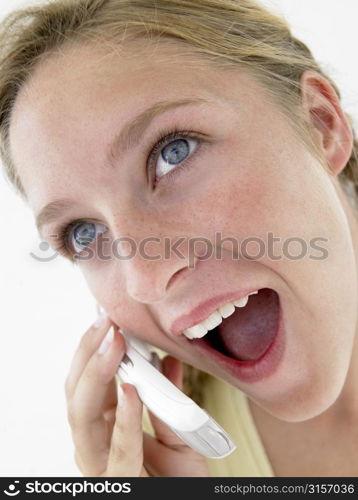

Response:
(170, 288), (260, 336)
(184, 299), (285, 384)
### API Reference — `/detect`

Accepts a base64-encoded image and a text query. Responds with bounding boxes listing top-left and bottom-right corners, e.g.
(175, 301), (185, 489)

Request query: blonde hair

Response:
(0, 0), (357, 401)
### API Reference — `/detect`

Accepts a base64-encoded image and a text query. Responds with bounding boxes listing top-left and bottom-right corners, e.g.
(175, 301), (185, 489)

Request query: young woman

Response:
(0, 0), (357, 477)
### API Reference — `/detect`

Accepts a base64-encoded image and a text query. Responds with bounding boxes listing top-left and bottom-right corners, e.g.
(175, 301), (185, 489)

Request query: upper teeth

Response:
(183, 291), (258, 340)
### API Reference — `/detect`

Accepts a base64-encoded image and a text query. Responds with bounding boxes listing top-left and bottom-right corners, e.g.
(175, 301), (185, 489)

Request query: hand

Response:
(64, 317), (210, 477)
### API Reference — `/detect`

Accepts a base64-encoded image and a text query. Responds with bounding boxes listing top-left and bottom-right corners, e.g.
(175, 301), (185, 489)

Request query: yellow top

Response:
(140, 351), (275, 477)
(200, 372), (274, 477)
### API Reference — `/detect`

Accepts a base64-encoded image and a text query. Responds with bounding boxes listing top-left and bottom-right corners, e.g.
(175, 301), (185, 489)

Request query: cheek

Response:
(80, 261), (156, 332)
(80, 264), (125, 315)
(178, 149), (296, 243)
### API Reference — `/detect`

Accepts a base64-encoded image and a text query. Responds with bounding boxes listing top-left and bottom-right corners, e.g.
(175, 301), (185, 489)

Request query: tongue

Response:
(209, 288), (279, 361)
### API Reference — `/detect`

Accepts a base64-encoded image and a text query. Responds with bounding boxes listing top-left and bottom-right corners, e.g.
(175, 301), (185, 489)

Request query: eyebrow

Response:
(107, 97), (208, 164)
(35, 97), (209, 235)
(36, 198), (77, 237)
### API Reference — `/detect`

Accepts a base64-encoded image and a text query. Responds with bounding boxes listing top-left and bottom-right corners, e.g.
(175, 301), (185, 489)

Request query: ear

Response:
(300, 70), (353, 175)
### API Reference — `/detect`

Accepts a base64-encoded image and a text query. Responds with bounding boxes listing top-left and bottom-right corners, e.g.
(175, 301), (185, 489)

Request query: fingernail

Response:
(117, 383), (125, 407)
(97, 326), (115, 355)
(93, 311), (107, 328)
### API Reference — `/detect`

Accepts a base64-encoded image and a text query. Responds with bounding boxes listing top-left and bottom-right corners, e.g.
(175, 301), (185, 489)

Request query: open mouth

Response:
(204, 288), (280, 361)
(186, 288), (284, 383)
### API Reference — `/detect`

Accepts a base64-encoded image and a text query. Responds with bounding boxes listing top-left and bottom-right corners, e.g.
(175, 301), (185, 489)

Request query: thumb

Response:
(105, 383), (149, 477)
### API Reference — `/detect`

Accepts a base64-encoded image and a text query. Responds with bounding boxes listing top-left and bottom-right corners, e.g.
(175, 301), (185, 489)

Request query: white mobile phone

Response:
(116, 328), (236, 459)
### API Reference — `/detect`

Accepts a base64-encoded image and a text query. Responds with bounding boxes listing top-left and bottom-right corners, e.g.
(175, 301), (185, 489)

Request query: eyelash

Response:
(52, 128), (203, 258)
(53, 219), (86, 261)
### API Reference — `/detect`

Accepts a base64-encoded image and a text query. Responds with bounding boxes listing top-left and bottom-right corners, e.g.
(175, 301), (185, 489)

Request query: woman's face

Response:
(9, 41), (358, 421)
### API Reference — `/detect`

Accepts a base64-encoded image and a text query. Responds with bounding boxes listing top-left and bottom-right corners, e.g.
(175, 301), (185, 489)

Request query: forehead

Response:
(11, 39), (232, 127)
(8, 40), (271, 210)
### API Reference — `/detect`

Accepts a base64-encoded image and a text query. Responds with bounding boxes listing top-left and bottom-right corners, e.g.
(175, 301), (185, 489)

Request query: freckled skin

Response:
(9, 41), (358, 423)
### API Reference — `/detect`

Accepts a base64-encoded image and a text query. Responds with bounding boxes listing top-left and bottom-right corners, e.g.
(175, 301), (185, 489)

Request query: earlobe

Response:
(300, 70), (353, 176)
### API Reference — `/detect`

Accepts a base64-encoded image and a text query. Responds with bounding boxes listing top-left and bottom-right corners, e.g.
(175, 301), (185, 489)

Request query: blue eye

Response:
(154, 137), (198, 179)
(162, 139), (189, 164)
(70, 222), (107, 253)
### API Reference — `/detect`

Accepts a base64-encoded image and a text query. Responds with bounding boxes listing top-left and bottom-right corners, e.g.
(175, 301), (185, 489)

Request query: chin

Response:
(246, 370), (348, 423)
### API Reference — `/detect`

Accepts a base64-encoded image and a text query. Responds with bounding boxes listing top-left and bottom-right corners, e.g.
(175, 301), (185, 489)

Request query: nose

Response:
(108, 206), (195, 303)
(117, 236), (193, 303)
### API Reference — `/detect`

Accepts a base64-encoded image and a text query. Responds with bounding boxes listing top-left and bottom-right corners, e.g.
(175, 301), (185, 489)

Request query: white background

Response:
(0, 0), (357, 477)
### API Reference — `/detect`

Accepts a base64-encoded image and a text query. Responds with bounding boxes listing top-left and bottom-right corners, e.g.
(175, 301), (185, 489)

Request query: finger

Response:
(64, 315), (113, 400)
(105, 383), (150, 477)
(147, 356), (188, 449)
(66, 318), (119, 442)
(102, 378), (119, 423)
(143, 433), (209, 477)
(68, 327), (126, 475)
(162, 355), (184, 391)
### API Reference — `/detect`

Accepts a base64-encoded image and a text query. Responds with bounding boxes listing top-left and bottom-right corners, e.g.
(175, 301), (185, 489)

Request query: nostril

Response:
(167, 265), (192, 290)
